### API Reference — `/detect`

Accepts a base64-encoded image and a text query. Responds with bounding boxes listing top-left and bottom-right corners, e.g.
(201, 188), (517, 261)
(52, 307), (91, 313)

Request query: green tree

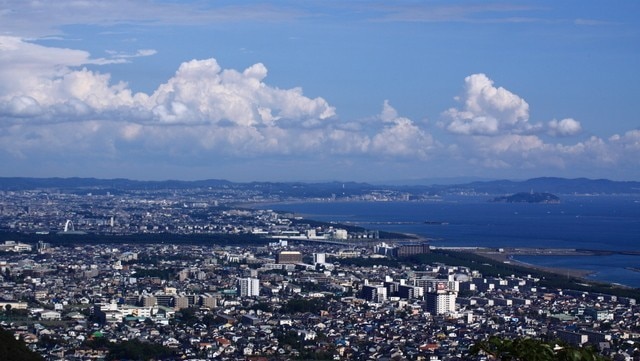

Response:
(469, 336), (608, 361)
(0, 326), (45, 361)
(175, 307), (199, 326)
(106, 339), (175, 361)
(37, 334), (65, 349)
(281, 298), (327, 314)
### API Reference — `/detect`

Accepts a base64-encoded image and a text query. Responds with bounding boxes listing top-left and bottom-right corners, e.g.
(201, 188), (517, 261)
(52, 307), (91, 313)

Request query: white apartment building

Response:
(238, 277), (260, 297)
(425, 290), (457, 315)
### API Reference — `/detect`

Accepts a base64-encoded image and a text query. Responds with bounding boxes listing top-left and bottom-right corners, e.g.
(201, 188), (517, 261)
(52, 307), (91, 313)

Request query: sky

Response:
(0, 1), (639, 183)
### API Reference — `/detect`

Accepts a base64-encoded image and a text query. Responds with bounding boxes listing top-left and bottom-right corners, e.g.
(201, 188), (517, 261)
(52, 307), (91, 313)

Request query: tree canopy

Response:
(469, 336), (608, 361)
(0, 326), (44, 361)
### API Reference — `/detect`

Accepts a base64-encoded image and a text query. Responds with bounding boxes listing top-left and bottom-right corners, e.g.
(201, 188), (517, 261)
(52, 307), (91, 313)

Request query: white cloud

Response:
(105, 49), (158, 60)
(435, 73), (637, 176)
(0, 36), (336, 130)
(0, 36), (441, 165)
(0, 36), (138, 113)
(146, 59), (335, 127)
(442, 73), (537, 135)
(0, 36), (638, 180)
(450, 130), (640, 174)
(0, 36), (343, 162)
(609, 129), (640, 149)
(1, 96), (43, 117)
(548, 118), (582, 137)
(607, 130), (640, 163)
(474, 134), (545, 154)
(380, 99), (399, 123)
(370, 101), (437, 158)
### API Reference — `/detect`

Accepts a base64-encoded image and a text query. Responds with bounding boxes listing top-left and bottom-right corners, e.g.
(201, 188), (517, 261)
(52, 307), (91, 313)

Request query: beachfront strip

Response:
(1, 242), (638, 361)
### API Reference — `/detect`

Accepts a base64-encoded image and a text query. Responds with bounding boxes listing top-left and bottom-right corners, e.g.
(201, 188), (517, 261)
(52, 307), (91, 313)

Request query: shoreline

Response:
(469, 248), (597, 280)
(245, 199), (640, 289)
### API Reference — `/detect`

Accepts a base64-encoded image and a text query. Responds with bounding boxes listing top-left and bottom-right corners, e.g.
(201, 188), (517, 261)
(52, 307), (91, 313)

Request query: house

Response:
(40, 310), (62, 320)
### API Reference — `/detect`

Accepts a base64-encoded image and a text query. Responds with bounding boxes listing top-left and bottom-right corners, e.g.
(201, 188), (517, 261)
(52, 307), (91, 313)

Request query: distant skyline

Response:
(0, 1), (639, 182)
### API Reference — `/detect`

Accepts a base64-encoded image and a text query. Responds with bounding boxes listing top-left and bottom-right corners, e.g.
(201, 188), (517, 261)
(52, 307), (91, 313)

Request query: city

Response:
(0, 183), (638, 360)
(0, 182), (417, 238)
(2, 1), (640, 360)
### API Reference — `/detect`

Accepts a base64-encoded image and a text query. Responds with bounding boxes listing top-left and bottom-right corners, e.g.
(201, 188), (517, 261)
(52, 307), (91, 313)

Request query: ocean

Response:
(252, 195), (640, 288)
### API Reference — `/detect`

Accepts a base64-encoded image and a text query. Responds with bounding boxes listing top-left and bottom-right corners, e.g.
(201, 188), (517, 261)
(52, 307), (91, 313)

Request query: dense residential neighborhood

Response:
(0, 185), (398, 240)
(1, 240), (639, 360)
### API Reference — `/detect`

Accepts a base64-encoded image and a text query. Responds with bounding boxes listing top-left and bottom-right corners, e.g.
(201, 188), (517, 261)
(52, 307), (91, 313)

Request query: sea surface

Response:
(252, 195), (640, 288)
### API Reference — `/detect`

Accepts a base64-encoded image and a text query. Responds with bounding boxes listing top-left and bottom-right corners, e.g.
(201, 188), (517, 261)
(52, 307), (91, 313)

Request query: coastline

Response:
(245, 200), (639, 288)
(470, 248), (596, 280)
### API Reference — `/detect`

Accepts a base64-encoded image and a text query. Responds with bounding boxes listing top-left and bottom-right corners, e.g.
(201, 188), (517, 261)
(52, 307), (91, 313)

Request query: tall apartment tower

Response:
(424, 290), (457, 315)
(238, 277), (260, 297)
(361, 284), (388, 303)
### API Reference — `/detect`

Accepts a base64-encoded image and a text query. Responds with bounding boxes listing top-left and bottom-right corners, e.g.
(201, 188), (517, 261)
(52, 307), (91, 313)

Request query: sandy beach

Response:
(470, 248), (595, 279)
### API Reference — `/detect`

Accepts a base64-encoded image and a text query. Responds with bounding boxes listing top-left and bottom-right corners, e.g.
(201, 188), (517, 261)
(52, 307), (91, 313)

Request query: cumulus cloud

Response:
(0, 36), (336, 130)
(0, 96), (43, 117)
(0, 36), (638, 180)
(370, 101), (437, 158)
(0, 36), (139, 114)
(442, 73), (537, 135)
(379, 99), (399, 123)
(547, 118), (582, 137)
(0, 36), (343, 162)
(609, 129), (640, 149)
(146, 59), (335, 127)
(606, 130), (640, 163)
(0, 36), (440, 166)
(433, 73), (637, 176)
(450, 130), (640, 175)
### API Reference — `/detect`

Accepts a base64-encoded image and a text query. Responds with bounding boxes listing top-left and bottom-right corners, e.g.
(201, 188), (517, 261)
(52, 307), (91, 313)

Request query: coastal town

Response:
(2, 0), (640, 360)
(0, 182), (639, 360)
(0, 183), (418, 237)
(1, 240), (639, 360)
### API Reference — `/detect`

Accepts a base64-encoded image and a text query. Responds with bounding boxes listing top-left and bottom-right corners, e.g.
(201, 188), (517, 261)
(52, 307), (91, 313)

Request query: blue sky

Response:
(0, 1), (638, 182)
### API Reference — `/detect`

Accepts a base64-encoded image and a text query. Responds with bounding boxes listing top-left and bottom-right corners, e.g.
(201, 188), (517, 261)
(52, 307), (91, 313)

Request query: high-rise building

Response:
(174, 295), (189, 310)
(398, 284), (423, 299)
(200, 294), (218, 309)
(238, 277), (260, 297)
(424, 290), (457, 315)
(140, 295), (157, 307)
(361, 285), (387, 303)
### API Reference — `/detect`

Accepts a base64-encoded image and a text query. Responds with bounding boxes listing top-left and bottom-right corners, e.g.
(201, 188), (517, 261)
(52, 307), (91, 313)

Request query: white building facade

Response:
(238, 277), (260, 297)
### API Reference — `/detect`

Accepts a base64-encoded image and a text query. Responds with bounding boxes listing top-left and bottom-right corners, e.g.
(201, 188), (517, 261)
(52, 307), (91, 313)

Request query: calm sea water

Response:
(253, 195), (640, 288)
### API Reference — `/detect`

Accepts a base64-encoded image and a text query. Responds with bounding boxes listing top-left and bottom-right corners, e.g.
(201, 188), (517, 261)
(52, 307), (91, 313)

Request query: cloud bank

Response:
(437, 73), (638, 175)
(442, 73), (535, 135)
(0, 36), (637, 180)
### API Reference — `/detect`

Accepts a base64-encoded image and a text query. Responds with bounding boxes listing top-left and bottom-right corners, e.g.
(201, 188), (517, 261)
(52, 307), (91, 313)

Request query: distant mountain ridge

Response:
(449, 177), (640, 195)
(0, 176), (638, 195)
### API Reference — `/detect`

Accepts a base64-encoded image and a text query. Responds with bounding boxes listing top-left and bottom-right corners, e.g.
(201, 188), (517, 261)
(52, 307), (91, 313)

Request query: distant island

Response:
(491, 192), (560, 203)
